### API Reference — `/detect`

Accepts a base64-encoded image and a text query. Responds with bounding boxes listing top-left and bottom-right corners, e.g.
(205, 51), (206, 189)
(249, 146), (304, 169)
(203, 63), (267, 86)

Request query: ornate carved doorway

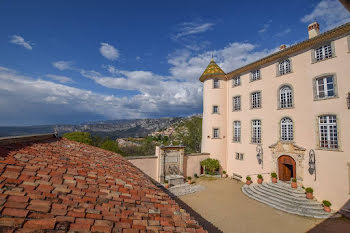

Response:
(278, 155), (296, 181)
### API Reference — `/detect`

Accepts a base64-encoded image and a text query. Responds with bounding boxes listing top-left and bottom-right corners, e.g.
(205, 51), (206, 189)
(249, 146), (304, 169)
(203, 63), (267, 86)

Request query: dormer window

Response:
(213, 79), (219, 88)
(251, 70), (261, 81)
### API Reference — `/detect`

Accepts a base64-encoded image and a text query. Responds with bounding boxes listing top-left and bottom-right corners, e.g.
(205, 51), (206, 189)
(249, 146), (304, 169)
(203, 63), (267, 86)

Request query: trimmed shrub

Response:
(200, 158), (220, 175)
(271, 172), (277, 178)
(187, 176), (192, 180)
(223, 170), (227, 174)
(164, 180), (168, 184)
(322, 200), (331, 207)
(194, 173), (199, 178)
(246, 176), (251, 181)
(257, 174), (263, 179)
(292, 178), (297, 182)
(305, 187), (313, 193)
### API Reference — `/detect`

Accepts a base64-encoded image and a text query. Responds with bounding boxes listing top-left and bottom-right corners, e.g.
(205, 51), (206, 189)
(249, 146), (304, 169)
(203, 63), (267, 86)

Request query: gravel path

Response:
(168, 183), (205, 196)
(180, 178), (350, 233)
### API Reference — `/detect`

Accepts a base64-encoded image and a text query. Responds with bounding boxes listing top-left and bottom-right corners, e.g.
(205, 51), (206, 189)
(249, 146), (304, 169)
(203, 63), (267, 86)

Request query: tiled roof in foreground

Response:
(0, 136), (207, 232)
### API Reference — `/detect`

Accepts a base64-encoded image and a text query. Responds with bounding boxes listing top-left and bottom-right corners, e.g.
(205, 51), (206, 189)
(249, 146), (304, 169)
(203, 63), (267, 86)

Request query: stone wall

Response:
(126, 156), (158, 181)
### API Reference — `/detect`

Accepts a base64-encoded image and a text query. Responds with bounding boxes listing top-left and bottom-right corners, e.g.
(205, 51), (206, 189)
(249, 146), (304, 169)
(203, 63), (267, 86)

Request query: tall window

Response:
(233, 96), (241, 111)
(279, 59), (291, 75)
(232, 76), (241, 87)
(280, 85), (293, 108)
(281, 117), (293, 141)
(251, 91), (261, 109)
(315, 44), (333, 61)
(319, 115), (338, 149)
(213, 105), (219, 114)
(213, 128), (220, 138)
(251, 120), (261, 143)
(251, 70), (261, 81)
(233, 121), (241, 142)
(315, 76), (335, 99)
(213, 79), (219, 88)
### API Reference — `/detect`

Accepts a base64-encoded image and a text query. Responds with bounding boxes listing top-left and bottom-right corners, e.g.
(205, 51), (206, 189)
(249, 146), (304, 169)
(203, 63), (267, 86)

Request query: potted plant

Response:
(246, 176), (252, 185)
(322, 200), (332, 212)
(194, 173), (199, 179)
(291, 178), (297, 189)
(271, 172), (278, 183)
(187, 176), (192, 184)
(164, 180), (169, 189)
(305, 187), (313, 199)
(257, 174), (263, 184)
(222, 170), (227, 178)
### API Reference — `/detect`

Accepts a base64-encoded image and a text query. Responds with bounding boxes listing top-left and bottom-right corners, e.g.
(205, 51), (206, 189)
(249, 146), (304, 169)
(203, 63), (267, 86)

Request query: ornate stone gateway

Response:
(269, 141), (306, 181)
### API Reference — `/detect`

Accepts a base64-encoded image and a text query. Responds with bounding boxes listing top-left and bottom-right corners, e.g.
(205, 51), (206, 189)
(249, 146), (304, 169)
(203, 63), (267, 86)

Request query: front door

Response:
(278, 155), (296, 181)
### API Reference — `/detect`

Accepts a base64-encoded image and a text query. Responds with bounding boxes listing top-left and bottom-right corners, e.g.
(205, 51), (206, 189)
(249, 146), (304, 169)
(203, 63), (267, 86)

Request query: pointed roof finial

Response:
(210, 54), (214, 62)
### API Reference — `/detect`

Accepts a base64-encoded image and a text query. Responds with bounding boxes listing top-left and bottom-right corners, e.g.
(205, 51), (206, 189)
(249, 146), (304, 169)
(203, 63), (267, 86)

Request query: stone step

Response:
(264, 182), (305, 195)
(260, 183), (310, 200)
(250, 185), (323, 210)
(242, 184), (332, 218)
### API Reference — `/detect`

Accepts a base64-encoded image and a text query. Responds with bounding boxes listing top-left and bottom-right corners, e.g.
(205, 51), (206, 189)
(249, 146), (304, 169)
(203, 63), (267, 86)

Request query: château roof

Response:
(199, 22), (350, 82)
(0, 134), (208, 232)
(199, 59), (226, 82)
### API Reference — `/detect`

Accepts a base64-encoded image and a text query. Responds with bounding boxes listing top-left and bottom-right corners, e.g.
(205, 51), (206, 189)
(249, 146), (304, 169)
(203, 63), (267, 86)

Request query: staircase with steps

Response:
(242, 181), (335, 218)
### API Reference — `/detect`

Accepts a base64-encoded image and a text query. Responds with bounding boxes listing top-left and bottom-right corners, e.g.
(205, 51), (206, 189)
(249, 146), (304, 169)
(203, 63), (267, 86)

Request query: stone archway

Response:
(269, 141), (306, 181)
(278, 155), (296, 181)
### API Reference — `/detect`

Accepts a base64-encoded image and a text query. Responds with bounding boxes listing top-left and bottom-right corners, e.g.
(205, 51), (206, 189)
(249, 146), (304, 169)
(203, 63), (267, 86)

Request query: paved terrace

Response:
(0, 135), (209, 232)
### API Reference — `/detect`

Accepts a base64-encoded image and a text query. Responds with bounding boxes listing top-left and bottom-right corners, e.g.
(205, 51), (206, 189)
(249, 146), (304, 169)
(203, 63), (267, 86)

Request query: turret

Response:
(199, 59), (227, 171)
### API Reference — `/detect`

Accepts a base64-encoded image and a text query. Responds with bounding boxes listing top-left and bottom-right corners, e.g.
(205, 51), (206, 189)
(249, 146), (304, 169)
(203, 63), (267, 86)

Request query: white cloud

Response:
(52, 61), (73, 71)
(301, 0), (350, 30)
(9, 35), (32, 50)
(275, 28), (292, 37)
(46, 74), (74, 84)
(99, 43), (119, 60)
(174, 22), (215, 39)
(258, 20), (272, 33)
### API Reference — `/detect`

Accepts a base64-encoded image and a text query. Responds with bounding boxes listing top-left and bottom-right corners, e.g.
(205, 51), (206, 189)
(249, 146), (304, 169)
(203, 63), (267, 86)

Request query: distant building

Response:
(200, 22), (350, 210)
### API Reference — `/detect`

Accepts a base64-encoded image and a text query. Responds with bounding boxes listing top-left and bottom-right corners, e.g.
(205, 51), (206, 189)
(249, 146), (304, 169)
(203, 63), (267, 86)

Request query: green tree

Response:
(63, 132), (93, 145)
(182, 117), (202, 153)
(100, 139), (120, 153)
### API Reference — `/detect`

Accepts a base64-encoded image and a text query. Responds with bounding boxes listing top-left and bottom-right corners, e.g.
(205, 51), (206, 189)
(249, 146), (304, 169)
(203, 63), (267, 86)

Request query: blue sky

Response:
(0, 0), (349, 126)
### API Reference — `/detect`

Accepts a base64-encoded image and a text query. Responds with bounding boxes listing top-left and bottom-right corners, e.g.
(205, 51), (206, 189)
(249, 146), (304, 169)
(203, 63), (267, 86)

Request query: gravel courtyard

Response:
(180, 178), (350, 233)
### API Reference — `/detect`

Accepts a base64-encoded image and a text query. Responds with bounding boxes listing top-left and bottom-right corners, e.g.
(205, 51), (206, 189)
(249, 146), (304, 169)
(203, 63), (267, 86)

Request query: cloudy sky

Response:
(0, 0), (349, 126)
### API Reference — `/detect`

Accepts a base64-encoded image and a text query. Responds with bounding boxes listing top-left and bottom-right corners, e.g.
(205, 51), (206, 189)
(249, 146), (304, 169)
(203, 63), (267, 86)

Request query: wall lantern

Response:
(347, 92), (350, 109)
(308, 149), (316, 181)
(256, 145), (263, 168)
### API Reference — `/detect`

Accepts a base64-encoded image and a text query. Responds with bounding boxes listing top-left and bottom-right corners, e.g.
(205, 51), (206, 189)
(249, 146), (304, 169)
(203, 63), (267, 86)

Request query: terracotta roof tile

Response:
(0, 138), (207, 232)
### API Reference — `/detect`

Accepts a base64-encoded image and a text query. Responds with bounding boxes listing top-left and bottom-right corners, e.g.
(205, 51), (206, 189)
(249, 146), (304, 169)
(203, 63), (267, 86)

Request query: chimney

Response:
(308, 22), (320, 39)
(279, 44), (287, 50)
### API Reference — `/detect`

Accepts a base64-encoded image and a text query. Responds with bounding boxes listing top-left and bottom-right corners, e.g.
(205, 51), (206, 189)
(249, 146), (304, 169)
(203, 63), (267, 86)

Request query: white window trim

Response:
(251, 91), (262, 109)
(232, 96), (241, 111)
(280, 117), (294, 141)
(233, 121), (241, 142)
(251, 119), (261, 144)
(318, 115), (338, 149)
(235, 152), (244, 161)
(311, 41), (335, 63)
(279, 85), (293, 109)
(312, 73), (338, 101)
(232, 76), (241, 87)
(213, 79), (219, 89)
(213, 127), (220, 139)
(212, 105), (219, 114)
(250, 69), (261, 82)
(277, 58), (292, 76)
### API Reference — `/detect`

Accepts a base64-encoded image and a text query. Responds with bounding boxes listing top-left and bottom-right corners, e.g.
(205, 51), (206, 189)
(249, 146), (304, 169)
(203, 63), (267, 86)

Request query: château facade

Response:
(200, 22), (350, 210)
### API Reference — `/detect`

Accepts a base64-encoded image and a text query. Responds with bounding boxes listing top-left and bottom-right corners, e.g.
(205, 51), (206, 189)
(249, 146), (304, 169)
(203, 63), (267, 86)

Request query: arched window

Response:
(281, 117), (293, 141)
(279, 85), (293, 108)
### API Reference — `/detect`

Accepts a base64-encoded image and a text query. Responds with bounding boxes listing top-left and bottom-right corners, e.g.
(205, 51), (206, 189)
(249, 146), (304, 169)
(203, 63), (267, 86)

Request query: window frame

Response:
(280, 117), (294, 141)
(235, 152), (244, 161)
(251, 91), (262, 109)
(251, 119), (262, 144)
(250, 69), (261, 82)
(277, 58), (292, 76)
(278, 85), (294, 109)
(317, 115), (339, 150)
(213, 127), (220, 139)
(213, 79), (220, 89)
(312, 73), (338, 101)
(212, 105), (219, 114)
(311, 41), (335, 63)
(232, 76), (241, 87)
(232, 96), (241, 111)
(233, 120), (241, 143)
